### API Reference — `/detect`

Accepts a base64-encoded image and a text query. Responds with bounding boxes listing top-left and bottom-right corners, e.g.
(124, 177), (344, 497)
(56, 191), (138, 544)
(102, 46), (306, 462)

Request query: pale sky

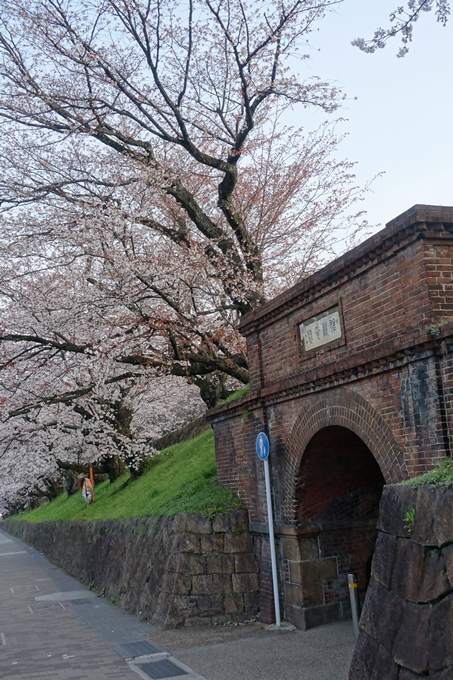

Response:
(293, 0), (453, 231)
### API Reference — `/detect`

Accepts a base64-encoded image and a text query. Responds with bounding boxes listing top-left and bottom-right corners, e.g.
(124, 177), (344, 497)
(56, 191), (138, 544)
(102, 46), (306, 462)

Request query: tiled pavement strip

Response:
(0, 529), (205, 680)
(0, 528), (355, 680)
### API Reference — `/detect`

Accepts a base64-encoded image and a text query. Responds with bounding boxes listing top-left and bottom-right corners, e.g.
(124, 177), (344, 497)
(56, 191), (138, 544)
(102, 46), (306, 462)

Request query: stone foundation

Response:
(350, 485), (453, 678)
(2, 510), (259, 628)
(279, 519), (377, 630)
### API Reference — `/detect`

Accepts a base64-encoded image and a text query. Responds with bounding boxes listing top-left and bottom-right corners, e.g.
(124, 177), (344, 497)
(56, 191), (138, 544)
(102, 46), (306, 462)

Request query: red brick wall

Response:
(208, 205), (453, 626)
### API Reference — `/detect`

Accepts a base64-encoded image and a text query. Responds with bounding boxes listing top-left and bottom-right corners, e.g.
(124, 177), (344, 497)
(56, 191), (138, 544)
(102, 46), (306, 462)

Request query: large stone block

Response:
(206, 553), (234, 574)
(371, 532), (396, 589)
(285, 603), (307, 631)
(283, 582), (303, 608)
(160, 571), (177, 594)
(212, 513), (231, 533)
(289, 558), (337, 585)
(280, 536), (300, 561)
(359, 578), (405, 652)
(176, 554), (207, 575)
(229, 510), (249, 533)
(196, 594), (225, 616)
(398, 670), (423, 680)
(370, 644), (399, 680)
(302, 581), (324, 607)
(443, 543), (453, 586)
(430, 668), (453, 679)
(232, 572), (259, 593)
(348, 631), (379, 680)
(170, 595), (199, 618)
(429, 591), (453, 673)
(417, 549), (450, 603)
(392, 602), (430, 675)
(212, 573), (232, 594)
(224, 533), (254, 553)
(391, 538), (427, 601)
(234, 553), (257, 573)
(224, 593), (244, 614)
(377, 485), (417, 538)
(280, 536), (318, 562)
(200, 534), (224, 553)
(434, 488), (453, 547)
(243, 591), (260, 611)
(304, 603), (341, 629)
(192, 574), (214, 595)
(173, 514), (212, 535)
(173, 575), (192, 596)
(184, 615), (213, 627)
(412, 485), (437, 546)
(179, 533), (201, 554)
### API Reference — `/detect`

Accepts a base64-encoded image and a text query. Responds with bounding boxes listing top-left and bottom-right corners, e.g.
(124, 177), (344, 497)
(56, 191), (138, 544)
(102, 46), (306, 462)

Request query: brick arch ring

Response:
(283, 387), (408, 524)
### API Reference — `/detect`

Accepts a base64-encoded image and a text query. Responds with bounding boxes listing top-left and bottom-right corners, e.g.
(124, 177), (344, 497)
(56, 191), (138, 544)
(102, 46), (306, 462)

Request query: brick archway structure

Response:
(208, 205), (453, 629)
(286, 388), (408, 521)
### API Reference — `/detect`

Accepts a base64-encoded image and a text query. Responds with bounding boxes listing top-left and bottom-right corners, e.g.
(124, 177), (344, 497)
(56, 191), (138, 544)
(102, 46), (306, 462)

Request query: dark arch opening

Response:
(296, 426), (385, 524)
(292, 426), (385, 625)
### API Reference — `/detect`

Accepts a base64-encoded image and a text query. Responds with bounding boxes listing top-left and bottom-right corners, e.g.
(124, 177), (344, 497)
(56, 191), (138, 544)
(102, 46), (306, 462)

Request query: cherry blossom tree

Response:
(353, 0), (450, 57)
(1, 0), (446, 507)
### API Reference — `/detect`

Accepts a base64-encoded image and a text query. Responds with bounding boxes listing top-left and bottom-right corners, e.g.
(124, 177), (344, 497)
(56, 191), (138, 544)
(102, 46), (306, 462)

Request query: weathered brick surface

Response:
(3, 510), (259, 629)
(209, 205), (453, 627)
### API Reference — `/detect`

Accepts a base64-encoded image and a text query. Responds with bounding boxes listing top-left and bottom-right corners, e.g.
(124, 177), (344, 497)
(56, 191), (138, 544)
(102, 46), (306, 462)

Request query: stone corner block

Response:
(434, 487), (453, 547)
(392, 602), (430, 675)
(371, 532), (396, 590)
(229, 510), (249, 533)
(412, 485), (437, 545)
(348, 631), (379, 680)
(359, 578), (405, 651)
(377, 484), (417, 538)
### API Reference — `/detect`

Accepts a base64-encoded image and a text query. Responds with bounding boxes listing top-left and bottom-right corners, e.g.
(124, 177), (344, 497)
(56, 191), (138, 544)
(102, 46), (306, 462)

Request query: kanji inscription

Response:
(300, 306), (342, 353)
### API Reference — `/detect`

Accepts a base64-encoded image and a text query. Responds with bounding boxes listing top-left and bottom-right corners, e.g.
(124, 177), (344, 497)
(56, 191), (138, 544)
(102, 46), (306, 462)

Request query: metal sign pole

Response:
(256, 432), (281, 628)
(263, 456), (281, 627)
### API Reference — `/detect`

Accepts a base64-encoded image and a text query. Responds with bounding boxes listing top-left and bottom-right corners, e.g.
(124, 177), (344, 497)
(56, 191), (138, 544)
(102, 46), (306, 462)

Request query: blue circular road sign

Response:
(256, 432), (270, 461)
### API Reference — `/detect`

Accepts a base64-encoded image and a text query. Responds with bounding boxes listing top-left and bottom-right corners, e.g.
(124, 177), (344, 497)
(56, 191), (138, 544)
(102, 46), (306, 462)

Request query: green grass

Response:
(221, 383), (250, 404)
(14, 429), (242, 522)
(406, 457), (453, 488)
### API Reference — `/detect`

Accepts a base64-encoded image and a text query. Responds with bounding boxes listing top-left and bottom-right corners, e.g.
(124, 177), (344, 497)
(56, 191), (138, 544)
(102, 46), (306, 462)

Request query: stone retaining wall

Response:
(349, 484), (453, 679)
(2, 510), (259, 628)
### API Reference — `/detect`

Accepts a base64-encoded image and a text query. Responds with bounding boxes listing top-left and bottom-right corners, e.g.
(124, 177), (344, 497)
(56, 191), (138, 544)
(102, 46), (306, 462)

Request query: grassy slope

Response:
(406, 456), (453, 488)
(16, 429), (242, 522)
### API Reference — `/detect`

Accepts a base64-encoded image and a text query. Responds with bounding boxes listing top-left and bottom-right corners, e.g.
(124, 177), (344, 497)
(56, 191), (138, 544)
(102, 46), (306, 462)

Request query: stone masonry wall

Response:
(350, 484), (453, 679)
(2, 510), (259, 629)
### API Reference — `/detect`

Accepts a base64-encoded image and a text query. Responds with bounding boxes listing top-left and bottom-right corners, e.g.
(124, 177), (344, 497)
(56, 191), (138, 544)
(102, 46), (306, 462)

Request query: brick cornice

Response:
(240, 204), (453, 335)
(207, 323), (453, 422)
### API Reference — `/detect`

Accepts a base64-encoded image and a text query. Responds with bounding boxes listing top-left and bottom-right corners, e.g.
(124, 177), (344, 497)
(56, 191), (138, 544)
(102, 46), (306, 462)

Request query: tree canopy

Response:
(0, 0), (449, 507)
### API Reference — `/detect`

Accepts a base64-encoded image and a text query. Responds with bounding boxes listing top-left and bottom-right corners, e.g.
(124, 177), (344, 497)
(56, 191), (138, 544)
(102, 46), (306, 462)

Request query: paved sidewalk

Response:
(0, 527), (355, 680)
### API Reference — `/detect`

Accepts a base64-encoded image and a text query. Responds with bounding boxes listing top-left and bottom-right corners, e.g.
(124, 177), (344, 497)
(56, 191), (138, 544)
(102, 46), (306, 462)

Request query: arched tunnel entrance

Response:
(282, 426), (385, 630)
